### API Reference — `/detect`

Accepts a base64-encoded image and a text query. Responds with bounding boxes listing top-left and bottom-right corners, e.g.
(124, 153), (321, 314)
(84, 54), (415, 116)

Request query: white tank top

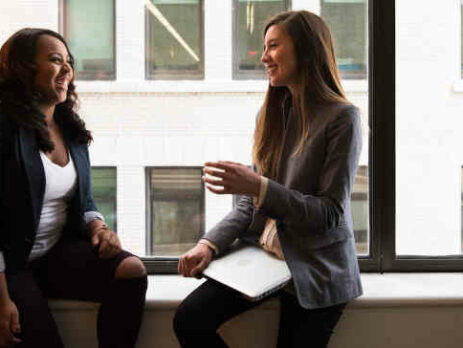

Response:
(28, 151), (77, 261)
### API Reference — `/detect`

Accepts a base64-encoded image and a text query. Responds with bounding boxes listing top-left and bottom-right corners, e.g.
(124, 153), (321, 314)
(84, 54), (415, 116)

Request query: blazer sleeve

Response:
(258, 106), (362, 236)
(82, 145), (105, 223)
(0, 125), (6, 271)
(0, 117), (12, 271)
(202, 193), (255, 254)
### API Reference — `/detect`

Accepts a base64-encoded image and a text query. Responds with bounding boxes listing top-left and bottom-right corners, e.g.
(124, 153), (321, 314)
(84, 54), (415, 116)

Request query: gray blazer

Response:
(203, 102), (363, 309)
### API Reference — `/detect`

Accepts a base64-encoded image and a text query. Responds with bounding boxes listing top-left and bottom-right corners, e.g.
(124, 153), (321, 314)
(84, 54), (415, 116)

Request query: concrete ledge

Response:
(49, 273), (463, 348)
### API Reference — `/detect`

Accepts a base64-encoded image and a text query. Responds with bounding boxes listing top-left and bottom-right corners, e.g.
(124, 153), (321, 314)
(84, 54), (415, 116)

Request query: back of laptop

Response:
(202, 242), (292, 301)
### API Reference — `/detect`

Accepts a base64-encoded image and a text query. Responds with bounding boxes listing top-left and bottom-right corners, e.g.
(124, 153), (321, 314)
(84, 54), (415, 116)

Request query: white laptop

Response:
(202, 241), (292, 301)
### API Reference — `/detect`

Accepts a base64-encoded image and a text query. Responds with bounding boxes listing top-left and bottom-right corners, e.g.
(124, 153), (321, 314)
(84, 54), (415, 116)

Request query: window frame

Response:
(144, 0), (463, 274)
(91, 166), (118, 232)
(59, 0), (117, 81)
(232, 0), (291, 80)
(144, 166), (205, 273)
(360, 0), (463, 272)
(144, 0), (205, 80)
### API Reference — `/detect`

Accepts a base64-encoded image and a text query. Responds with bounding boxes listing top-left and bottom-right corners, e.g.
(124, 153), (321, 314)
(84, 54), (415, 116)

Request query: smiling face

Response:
(34, 35), (73, 108)
(261, 24), (299, 92)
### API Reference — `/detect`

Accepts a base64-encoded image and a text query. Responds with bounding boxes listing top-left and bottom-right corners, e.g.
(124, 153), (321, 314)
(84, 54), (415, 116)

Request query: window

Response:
(91, 167), (117, 231)
(145, 0), (204, 79)
(146, 167), (204, 257)
(321, 0), (367, 80)
(395, 1), (462, 259)
(352, 165), (369, 255)
(61, 0), (115, 80)
(233, 0), (289, 79)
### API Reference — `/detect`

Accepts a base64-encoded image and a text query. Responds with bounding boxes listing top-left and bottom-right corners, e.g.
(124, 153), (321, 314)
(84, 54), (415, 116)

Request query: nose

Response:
(62, 61), (72, 74)
(261, 48), (268, 64)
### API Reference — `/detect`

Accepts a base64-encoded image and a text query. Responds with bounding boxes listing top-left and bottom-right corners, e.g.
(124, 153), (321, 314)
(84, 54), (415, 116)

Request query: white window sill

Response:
(49, 273), (463, 310)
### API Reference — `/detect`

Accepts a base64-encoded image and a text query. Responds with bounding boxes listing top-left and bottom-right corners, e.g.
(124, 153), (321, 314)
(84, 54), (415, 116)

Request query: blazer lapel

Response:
(68, 141), (86, 211)
(18, 127), (45, 230)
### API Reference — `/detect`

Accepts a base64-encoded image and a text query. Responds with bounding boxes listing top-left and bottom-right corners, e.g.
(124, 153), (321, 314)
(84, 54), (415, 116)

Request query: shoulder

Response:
(321, 102), (359, 122)
(0, 111), (18, 144)
(310, 102), (360, 130)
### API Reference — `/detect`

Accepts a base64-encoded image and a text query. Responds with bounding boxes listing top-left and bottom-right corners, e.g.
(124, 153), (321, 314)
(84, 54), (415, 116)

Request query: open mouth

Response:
(266, 65), (278, 75)
(55, 77), (68, 89)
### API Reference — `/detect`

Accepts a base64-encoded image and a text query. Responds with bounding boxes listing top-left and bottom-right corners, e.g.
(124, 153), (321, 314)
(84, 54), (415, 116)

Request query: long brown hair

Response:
(253, 11), (349, 178)
(0, 28), (92, 151)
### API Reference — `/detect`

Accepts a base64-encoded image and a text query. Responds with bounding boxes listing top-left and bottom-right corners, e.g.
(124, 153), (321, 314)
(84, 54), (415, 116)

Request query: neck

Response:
(288, 84), (298, 98)
(39, 104), (56, 125)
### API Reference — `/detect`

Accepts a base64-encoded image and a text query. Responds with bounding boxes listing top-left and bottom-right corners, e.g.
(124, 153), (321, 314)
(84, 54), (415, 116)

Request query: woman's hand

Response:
(203, 161), (261, 196)
(0, 298), (21, 347)
(88, 220), (122, 259)
(178, 243), (213, 278)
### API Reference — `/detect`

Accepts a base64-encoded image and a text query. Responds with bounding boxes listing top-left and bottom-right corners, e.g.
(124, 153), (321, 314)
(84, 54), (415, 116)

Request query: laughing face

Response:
(261, 24), (299, 92)
(34, 35), (73, 107)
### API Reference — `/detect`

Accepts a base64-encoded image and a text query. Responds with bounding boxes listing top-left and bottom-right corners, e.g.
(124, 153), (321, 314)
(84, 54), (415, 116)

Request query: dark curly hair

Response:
(0, 28), (92, 151)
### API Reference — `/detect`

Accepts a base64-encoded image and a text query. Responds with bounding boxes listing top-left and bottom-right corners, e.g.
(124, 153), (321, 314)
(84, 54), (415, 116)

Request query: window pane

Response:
(148, 168), (204, 256)
(62, 0), (115, 80)
(352, 165), (369, 255)
(321, 0), (367, 79)
(91, 167), (117, 231)
(146, 0), (203, 79)
(397, 1), (462, 255)
(234, 0), (288, 78)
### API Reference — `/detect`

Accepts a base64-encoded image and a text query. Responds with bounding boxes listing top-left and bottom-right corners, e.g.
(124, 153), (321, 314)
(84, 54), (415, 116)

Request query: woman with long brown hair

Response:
(174, 10), (362, 348)
(0, 28), (147, 347)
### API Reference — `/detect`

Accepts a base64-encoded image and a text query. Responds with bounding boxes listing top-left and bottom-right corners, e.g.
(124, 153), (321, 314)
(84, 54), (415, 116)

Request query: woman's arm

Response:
(0, 273), (21, 346)
(82, 146), (122, 258)
(202, 183), (257, 254)
(258, 107), (362, 235)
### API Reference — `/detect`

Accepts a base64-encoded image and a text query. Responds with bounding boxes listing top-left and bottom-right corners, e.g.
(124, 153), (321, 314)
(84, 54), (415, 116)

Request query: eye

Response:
(50, 56), (62, 63)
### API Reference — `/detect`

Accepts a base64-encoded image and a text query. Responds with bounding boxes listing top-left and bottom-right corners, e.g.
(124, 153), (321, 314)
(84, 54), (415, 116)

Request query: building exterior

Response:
(2, 0), (462, 260)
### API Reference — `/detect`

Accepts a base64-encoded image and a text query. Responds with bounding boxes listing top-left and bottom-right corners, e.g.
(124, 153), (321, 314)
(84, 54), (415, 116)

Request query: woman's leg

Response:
(7, 267), (63, 348)
(173, 279), (266, 348)
(97, 256), (147, 347)
(41, 237), (147, 348)
(277, 291), (346, 348)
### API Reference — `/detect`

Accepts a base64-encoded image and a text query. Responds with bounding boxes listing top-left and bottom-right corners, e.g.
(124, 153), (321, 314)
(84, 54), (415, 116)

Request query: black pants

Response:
(6, 237), (148, 348)
(173, 280), (345, 348)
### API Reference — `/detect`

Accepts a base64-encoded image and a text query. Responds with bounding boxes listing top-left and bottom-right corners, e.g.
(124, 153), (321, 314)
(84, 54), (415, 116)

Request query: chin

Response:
(269, 80), (283, 87)
(57, 94), (68, 104)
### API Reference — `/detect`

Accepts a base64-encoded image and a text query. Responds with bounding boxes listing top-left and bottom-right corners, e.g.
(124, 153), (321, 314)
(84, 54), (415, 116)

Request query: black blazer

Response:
(0, 113), (98, 275)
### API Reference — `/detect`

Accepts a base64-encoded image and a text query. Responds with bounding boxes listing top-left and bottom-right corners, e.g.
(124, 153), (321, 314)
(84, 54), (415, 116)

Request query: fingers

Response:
(97, 231), (122, 259)
(204, 162), (236, 173)
(191, 258), (208, 279)
(178, 248), (210, 278)
(202, 176), (228, 187)
(0, 326), (21, 346)
(181, 254), (194, 277)
(203, 167), (233, 180)
(91, 232), (100, 247)
(10, 310), (19, 335)
(205, 184), (227, 195)
(178, 257), (183, 275)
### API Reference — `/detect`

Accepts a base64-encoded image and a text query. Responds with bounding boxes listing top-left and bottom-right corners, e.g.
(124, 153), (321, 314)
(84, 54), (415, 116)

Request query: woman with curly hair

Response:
(0, 28), (147, 347)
